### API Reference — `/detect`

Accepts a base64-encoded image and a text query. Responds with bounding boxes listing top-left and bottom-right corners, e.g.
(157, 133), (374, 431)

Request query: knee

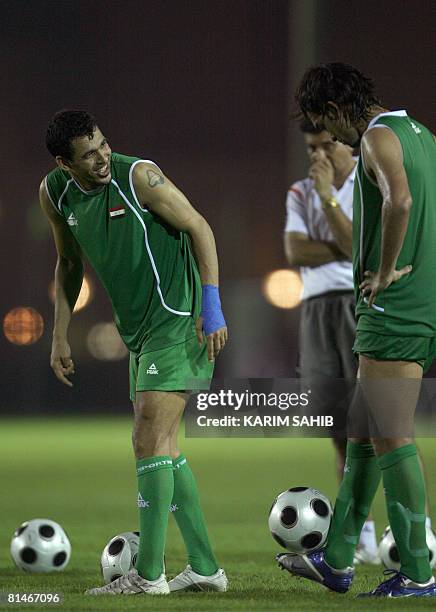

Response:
(371, 437), (413, 456)
(348, 437), (371, 445)
(132, 425), (169, 459)
(132, 403), (169, 458)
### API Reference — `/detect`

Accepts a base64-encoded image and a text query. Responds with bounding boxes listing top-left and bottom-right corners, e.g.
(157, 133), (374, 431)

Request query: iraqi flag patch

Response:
(109, 205), (125, 219)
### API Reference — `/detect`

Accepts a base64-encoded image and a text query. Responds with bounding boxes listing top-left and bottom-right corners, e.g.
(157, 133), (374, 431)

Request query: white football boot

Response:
(86, 568), (169, 595)
(168, 565), (228, 592)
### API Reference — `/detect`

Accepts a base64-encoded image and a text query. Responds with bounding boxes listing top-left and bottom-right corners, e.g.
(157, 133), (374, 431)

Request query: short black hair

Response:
(295, 62), (380, 123)
(46, 110), (97, 160)
(299, 118), (325, 134)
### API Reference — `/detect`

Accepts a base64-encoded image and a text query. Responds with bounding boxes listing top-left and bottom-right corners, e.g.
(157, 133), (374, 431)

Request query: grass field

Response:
(0, 417), (435, 610)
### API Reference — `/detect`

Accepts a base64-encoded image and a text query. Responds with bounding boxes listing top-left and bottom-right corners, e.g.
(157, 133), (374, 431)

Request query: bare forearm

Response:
(53, 258), (84, 340)
(285, 238), (345, 267)
(379, 199), (411, 276)
(321, 204), (353, 258)
(188, 217), (219, 285)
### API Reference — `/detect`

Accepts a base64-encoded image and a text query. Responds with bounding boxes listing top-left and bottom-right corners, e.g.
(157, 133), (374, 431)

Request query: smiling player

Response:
(40, 110), (228, 595)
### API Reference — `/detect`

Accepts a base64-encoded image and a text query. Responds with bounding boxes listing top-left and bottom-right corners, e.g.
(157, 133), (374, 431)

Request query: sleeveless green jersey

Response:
(45, 153), (201, 354)
(353, 110), (436, 336)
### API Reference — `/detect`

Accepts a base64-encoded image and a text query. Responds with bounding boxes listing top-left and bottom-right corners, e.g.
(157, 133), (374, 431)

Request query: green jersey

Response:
(45, 153), (200, 354)
(353, 110), (436, 337)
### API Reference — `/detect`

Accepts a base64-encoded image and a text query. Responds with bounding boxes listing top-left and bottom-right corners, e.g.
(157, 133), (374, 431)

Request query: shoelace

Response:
(374, 570), (402, 592)
(382, 569), (401, 580)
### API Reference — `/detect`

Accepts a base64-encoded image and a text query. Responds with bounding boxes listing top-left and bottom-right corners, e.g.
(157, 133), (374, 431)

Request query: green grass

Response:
(0, 417), (435, 610)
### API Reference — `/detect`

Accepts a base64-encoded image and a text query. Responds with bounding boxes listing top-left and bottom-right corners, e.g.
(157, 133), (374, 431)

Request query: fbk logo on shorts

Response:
(147, 363), (159, 375)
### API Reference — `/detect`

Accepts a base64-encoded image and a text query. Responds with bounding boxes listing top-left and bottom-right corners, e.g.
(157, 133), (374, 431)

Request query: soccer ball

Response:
(101, 531), (140, 584)
(268, 487), (332, 554)
(379, 524), (436, 571)
(10, 519), (71, 572)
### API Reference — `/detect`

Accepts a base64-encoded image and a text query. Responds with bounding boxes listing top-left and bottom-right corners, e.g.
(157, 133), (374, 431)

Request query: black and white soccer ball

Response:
(101, 531), (140, 584)
(268, 487), (332, 554)
(379, 524), (436, 571)
(10, 519), (71, 572)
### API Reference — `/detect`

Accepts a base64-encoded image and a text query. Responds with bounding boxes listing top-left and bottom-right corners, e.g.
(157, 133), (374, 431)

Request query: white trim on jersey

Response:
(367, 125), (395, 131)
(357, 110), (407, 312)
(44, 176), (63, 216)
(355, 171), (385, 314)
(355, 169), (365, 282)
(128, 159), (163, 214)
(366, 109), (407, 130)
(360, 127), (391, 186)
(72, 178), (105, 196)
(363, 297), (385, 312)
(57, 178), (74, 212)
(110, 178), (191, 318)
(361, 110), (407, 186)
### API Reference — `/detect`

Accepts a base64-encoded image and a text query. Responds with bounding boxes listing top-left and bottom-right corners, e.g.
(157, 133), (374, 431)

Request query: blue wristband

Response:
(201, 285), (226, 335)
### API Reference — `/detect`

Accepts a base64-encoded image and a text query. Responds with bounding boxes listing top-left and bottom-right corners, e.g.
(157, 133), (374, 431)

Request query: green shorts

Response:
(129, 335), (214, 400)
(353, 330), (436, 372)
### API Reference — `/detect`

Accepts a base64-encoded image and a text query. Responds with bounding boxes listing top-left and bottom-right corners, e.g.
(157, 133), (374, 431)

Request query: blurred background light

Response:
(49, 275), (93, 313)
(262, 269), (302, 309)
(3, 306), (44, 345)
(86, 322), (128, 361)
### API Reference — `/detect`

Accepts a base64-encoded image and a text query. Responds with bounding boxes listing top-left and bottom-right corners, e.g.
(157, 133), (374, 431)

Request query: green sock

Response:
(171, 454), (219, 576)
(325, 442), (381, 569)
(379, 444), (431, 583)
(135, 455), (174, 581)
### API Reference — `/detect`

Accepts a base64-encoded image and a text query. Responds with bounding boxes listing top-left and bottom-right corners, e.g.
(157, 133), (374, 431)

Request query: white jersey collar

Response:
(72, 178), (106, 195)
(367, 110), (407, 130)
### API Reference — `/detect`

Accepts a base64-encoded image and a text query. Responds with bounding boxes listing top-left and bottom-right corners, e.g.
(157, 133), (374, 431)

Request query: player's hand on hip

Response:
(359, 265), (412, 307)
(50, 339), (75, 387)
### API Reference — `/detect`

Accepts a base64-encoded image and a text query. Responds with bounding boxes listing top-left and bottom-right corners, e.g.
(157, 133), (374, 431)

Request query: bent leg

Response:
(324, 439), (381, 569)
(360, 356), (431, 583)
(323, 372), (382, 569)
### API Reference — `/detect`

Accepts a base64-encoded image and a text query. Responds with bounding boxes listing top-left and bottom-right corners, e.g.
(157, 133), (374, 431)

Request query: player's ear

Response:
(325, 101), (340, 119)
(56, 156), (72, 171)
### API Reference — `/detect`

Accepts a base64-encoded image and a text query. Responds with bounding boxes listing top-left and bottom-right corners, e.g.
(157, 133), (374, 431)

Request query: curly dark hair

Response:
(295, 63), (380, 123)
(46, 110), (97, 160)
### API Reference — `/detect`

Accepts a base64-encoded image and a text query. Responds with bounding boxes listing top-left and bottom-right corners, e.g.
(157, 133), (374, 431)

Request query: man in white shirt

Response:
(284, 119), (378, 563)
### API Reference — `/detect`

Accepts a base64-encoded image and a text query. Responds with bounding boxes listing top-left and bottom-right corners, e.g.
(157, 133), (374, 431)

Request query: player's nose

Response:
(98, 146), (109, 162)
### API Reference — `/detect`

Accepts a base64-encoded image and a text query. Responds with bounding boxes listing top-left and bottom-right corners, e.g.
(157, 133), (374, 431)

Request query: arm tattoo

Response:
(147, 169), (164, 188)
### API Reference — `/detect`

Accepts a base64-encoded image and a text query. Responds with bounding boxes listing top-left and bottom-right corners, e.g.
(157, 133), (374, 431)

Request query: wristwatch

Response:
(321, 196), (339, 210)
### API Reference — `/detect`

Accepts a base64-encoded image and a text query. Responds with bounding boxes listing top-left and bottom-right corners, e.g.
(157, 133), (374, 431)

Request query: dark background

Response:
(0, 0), (435, 413)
